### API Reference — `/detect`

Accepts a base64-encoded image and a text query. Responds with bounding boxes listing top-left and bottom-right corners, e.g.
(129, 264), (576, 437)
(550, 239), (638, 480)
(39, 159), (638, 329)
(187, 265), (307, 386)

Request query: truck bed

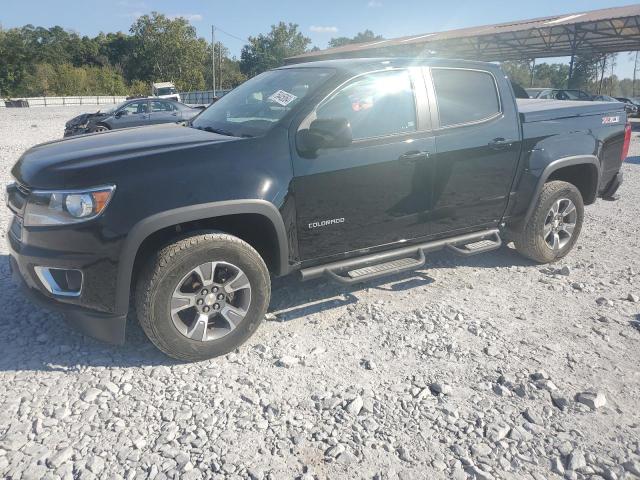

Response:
(517, 99), (624, 123)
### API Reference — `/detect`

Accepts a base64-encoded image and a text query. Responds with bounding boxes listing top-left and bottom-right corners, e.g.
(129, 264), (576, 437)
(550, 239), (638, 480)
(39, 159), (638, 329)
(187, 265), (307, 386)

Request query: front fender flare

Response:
(114, 199), (289, 315)
(523, 154), (600, 225)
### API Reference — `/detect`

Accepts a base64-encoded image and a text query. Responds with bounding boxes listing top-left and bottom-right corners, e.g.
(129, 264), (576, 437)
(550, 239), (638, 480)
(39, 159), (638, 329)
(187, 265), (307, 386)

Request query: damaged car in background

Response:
(63, 98), (202, 137)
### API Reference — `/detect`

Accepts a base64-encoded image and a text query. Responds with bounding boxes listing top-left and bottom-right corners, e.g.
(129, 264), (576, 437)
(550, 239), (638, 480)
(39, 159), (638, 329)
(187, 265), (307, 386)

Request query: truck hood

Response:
(12, 123), (239, 188)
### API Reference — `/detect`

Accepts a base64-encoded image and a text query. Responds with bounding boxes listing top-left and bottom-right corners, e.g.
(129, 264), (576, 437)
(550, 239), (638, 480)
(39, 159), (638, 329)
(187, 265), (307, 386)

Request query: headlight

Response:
(24, 185), (115, 226)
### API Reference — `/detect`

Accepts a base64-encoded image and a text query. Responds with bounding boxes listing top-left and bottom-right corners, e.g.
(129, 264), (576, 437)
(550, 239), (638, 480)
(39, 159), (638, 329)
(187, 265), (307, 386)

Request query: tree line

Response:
(501, 53), (639, 97)
(1, 13), (638, 98)
(0, 13), (330, 98)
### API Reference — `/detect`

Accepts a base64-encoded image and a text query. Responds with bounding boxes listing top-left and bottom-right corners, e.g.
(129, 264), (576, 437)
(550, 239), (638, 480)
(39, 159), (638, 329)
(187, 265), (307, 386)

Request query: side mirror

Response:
(297, 118), (352, 156)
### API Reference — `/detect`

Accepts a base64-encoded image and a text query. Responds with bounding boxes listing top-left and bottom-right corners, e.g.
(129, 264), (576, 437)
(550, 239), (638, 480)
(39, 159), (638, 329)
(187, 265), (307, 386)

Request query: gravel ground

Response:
(0, 106), (639, 480)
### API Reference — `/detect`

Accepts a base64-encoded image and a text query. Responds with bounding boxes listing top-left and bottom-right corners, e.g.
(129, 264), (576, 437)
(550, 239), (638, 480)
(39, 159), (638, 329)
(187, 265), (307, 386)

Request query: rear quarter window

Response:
(432, 68), (500, 127)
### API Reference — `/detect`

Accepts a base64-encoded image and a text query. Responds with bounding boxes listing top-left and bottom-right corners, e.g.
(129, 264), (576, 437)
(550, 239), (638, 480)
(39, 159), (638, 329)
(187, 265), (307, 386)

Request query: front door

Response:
(112, 100), (150, 129)
(292, 68), (435, 261)
(427, 67), (522, 236)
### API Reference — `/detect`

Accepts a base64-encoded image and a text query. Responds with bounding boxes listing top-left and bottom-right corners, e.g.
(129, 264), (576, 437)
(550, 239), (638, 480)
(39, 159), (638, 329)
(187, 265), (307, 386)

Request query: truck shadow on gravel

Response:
(0, 246), (534, 371)
(268, 244), (534, 322)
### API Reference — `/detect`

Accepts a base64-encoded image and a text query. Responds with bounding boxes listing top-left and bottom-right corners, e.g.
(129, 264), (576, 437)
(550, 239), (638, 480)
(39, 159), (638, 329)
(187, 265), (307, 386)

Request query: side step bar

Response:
(300, 229), (501, 285)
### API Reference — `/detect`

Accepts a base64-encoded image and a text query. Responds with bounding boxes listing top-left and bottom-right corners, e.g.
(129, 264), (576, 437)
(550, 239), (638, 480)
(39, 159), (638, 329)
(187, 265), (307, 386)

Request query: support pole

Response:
(633, 51), (638, 97)
(211, 25), (216, 98)
(567, 53), (575, 89)
(530, 58), (536, 87)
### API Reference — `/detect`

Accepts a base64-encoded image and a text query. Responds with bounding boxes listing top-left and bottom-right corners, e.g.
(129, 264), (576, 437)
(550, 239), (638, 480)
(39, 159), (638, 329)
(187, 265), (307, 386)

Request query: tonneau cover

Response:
(517, 99), (625, 123)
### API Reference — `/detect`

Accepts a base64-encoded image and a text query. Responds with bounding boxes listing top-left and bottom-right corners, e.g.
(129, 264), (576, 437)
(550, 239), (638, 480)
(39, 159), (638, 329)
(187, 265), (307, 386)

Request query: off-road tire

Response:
(514, 180), (584, 263)
(135, 233), (270, 361)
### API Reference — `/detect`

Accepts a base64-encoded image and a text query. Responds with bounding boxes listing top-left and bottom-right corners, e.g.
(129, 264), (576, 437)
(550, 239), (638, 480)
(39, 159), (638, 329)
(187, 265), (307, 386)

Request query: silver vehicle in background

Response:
(525, 88), (592, 100)
(63, 98), (203, 137)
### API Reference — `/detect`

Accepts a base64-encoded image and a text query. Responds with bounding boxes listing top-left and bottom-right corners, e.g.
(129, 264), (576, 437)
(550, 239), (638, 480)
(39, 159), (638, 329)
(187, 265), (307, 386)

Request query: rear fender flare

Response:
(523, 154), (600, 225)
(114, 199), (289, 315)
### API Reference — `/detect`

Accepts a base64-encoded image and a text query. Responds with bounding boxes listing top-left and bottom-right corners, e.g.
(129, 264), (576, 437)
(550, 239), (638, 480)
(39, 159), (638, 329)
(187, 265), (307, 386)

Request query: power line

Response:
(212, 25), (276, 60)
(214, 26), (248, 44)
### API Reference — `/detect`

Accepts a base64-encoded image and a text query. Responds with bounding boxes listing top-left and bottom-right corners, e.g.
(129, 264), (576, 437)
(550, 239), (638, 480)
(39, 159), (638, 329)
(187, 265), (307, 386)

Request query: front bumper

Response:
(63, 126), (90, 137)
(7, 219), (127, 345)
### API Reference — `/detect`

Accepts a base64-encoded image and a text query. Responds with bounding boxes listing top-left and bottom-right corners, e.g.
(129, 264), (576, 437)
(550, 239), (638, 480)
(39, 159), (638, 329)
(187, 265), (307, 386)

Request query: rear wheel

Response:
(135, 233), (270, 361)
(514, 181), (584, 263)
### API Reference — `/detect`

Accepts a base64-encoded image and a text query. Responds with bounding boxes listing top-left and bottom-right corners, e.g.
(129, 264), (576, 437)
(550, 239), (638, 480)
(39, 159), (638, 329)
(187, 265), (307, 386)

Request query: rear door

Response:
(150, 100), (179, 124)
(427, 66), (522, 236)
(292, 67), (435, 261)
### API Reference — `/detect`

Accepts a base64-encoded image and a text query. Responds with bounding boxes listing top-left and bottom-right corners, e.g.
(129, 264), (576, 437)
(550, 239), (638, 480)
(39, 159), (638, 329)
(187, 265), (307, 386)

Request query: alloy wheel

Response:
(170, 261), (251, 341)
(543, 198), (577, 251)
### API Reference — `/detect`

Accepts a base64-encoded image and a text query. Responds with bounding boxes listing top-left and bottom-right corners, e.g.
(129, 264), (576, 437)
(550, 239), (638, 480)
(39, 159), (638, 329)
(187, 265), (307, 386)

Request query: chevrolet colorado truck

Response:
(6, 58), (630, 361)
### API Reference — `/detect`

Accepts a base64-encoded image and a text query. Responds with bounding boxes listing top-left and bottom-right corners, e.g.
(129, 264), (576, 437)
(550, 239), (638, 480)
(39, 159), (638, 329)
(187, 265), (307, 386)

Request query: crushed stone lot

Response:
(0, 106), (639, 480)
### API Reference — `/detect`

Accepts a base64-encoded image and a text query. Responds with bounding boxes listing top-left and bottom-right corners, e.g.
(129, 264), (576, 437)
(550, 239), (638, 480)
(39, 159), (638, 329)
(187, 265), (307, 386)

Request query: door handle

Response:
(399, 150), (430, 163)
(488, 137), (514, 150)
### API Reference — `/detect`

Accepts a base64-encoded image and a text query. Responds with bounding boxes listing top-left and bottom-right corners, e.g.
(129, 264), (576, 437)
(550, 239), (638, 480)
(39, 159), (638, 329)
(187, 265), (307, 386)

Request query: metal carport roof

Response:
(286, 4), (640, 64)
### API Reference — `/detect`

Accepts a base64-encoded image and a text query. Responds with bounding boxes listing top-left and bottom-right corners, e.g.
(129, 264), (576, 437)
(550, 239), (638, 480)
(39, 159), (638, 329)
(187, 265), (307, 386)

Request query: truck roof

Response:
(153, 82), (175, 88)
(278, 57), (503, 74)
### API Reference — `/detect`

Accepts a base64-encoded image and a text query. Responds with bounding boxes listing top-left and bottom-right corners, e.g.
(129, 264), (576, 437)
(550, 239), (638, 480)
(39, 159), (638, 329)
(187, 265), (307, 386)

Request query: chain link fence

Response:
(178, 89), (232, 105)
(2, 96), (127, 108)
(2, 90), (234, 108)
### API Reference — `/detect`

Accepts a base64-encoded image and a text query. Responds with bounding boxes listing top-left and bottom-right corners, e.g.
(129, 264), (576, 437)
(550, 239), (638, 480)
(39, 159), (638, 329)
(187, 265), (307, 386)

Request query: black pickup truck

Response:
(6, 58), (630, 361)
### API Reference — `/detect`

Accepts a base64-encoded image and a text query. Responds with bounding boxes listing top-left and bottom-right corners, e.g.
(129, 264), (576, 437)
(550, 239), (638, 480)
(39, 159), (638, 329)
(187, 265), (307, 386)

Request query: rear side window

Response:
(151, 101), (175, 112)
(432, 68), (500, 127)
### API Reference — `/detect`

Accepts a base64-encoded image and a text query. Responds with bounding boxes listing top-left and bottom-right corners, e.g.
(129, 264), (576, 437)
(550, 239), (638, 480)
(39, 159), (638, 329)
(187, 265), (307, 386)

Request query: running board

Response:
(446, 232), (502, 256)
(300, 229), (500, 285)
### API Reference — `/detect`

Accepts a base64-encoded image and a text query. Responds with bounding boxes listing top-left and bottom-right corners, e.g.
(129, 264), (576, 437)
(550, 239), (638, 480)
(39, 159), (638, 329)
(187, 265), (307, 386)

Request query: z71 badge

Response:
(602, 116), (620, 124)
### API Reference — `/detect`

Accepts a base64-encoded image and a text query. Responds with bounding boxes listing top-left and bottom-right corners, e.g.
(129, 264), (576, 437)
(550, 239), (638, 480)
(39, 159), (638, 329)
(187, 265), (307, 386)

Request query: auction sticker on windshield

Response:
(268, 90), (297, 106)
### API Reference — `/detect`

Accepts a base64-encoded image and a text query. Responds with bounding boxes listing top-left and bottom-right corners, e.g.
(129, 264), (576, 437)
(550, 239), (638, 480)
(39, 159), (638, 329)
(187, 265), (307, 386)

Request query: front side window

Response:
(432, 68), (500, 127)
(156, 87), (177, 95)
(315, 69), (416, 140)
(192, 68), (334, 138)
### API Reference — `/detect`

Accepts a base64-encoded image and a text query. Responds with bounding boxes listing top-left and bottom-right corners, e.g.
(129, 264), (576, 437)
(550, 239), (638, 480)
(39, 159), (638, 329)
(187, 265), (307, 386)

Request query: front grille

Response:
(16, 182), (31, 197)
(6, 182), (30, 217)
(9, 216), (22, 240)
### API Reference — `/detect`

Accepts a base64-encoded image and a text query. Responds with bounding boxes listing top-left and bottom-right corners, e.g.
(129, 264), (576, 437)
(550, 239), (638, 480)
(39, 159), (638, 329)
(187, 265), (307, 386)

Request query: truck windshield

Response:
(192, 68), (334, 137)
(157, 87), (177, 95)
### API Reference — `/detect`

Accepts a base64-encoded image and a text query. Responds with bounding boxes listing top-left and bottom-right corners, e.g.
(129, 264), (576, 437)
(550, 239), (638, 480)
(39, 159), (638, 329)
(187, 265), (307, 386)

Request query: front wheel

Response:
(135, 233), (271, 361)
(513, 180), (584, 263)
(91, 124), (110, 133)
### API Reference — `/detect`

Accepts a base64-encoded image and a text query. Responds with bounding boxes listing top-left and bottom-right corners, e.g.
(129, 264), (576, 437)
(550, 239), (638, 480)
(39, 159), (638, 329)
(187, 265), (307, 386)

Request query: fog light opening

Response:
(34, 267), (83, 297)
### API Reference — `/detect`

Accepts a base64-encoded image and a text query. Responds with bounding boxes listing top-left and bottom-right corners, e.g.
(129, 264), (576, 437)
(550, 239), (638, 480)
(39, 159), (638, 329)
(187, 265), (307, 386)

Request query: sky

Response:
(0, 0), (638, 78)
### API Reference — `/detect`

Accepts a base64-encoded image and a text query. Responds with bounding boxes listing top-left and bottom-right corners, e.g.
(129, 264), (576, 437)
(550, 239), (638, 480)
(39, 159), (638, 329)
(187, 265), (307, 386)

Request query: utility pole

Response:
(211, 25), (216, 98)
(219, 41), (223, 91)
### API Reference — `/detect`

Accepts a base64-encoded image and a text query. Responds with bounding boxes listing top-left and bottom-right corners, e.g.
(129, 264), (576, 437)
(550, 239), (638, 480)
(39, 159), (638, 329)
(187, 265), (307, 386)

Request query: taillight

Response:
(622, 122), (631, 161)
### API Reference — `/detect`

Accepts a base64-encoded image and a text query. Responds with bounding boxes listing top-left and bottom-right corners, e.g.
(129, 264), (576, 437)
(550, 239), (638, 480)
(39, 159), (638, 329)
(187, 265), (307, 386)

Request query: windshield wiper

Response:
(201, 126), (236, 137)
